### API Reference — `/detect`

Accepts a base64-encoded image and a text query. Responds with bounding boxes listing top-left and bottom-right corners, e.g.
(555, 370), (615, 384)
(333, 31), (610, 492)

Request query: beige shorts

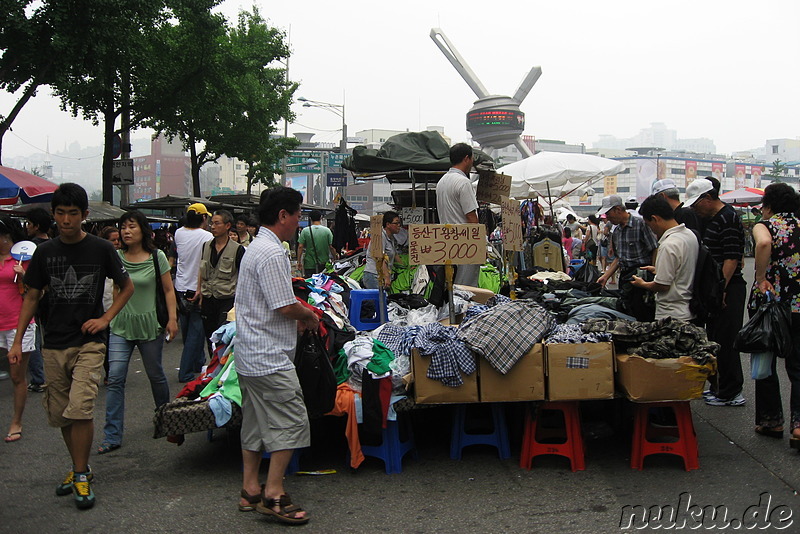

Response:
(239, 369), (310, 453)
(41, 342), (106, 427)
(0, 323), (36, 353)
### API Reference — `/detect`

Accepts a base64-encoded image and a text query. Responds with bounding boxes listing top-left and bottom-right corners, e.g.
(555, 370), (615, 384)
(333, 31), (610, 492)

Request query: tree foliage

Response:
(142, 5), (296, 196)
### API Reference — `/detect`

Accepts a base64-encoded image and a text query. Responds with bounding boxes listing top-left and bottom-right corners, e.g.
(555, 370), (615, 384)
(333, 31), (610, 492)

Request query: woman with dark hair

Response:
(750, 183), (800, 446)
(583, 215), (600, 264)
(98, 211), (178, 454)
(0, 216), (34, 441)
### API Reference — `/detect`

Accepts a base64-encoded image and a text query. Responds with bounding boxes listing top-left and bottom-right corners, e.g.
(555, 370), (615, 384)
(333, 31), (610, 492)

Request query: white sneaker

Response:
(705, 393), (746, 406)
(0, 371), (9, 380)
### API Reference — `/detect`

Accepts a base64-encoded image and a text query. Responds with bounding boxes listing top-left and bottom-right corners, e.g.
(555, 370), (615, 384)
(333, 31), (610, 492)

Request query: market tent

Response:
(342, 131), (493, 183)
(0, 166), (58, 205)
(720, 187), (764, 205)
(503, 152), (625, 200)
(8, 201), (174, 223)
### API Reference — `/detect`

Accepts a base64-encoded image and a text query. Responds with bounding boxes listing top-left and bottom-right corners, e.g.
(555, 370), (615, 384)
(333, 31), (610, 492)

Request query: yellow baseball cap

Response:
(187, 203), (210, 215)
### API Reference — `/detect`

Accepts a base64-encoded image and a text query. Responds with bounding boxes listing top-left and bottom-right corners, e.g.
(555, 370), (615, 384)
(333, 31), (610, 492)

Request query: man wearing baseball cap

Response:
(174, 203), (212, 382)
(597, 194), (658, 321)
(686, 177), (747, 407)
(651, 178), (702, 233)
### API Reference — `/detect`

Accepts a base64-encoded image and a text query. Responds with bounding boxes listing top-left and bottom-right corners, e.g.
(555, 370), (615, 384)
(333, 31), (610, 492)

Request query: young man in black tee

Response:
(685, 177), (746, 407)
(8, 183), (134, 509)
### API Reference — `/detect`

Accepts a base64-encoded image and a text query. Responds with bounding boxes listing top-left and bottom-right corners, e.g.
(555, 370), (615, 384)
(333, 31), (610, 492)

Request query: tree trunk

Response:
(245, 162), (256, 196)
(0, 81), (40, 166)
(102, 99), (116, 204)
(188, 127), (201, 197)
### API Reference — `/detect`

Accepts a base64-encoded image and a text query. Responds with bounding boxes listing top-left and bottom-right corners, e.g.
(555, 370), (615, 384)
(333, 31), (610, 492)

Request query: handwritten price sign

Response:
(401, 207), (425, 225)
(408, 224), (486, 265)
(476, 171), (511, 205)
(500, 197), (523, 251)
(369, 215), (384, 260)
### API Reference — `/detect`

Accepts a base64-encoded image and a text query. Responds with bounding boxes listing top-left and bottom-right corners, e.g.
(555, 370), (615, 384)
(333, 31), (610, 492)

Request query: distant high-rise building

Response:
(594, 123), (715, 154)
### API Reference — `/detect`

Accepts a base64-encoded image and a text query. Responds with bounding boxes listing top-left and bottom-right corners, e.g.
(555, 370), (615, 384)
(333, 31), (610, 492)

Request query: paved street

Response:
(2, 259), (800, 532)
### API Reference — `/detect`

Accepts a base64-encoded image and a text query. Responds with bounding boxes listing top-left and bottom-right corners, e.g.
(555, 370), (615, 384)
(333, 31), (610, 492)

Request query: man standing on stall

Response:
(596, 194), (659, 322)
(685, 177), (747, 407)
(436, 142), (480, 286)
(236, 186), (318, 525)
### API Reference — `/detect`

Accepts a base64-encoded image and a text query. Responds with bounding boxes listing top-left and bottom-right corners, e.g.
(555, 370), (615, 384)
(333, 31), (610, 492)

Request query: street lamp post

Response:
(297, 97), (347, 202)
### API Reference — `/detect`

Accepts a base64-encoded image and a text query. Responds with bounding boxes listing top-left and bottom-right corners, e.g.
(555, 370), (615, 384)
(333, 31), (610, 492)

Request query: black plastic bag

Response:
(734, 295), (792, 357)
(294, 331), (337, 418)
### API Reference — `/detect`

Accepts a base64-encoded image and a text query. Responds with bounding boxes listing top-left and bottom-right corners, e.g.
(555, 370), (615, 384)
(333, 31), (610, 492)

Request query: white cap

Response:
(684, 178), (714, 207)
(651, 178), (677, 195)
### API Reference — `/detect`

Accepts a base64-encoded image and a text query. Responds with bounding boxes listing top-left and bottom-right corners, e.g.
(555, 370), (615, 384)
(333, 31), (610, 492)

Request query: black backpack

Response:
(294, 332), (337, 419)
(689, 232), (725, 324)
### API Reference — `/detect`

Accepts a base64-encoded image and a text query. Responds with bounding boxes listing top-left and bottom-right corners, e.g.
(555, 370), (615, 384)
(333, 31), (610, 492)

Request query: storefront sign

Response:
(711, 162), (724, 180)
(684, 161), (697, 187)
(476, 171), (511, 204)
(370, 215), (383, 259)
(408, 224), (486, 265)
(735, 164), (746, 189)
(604, 175), (617, 196)
(500, 198), (523, 251)
(751, 166), (762, 188)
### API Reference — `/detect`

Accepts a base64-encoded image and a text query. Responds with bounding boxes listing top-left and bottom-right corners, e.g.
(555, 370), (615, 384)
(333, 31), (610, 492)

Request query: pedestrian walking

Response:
(98, 211), (178, 455)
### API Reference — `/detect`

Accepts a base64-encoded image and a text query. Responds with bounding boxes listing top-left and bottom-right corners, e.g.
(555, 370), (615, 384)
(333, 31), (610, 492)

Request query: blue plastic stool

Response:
(261, 448), (303, 475)
(450, 403), (511, 460)
(361, 418), (417, 474)
(348, 289), (387, 331)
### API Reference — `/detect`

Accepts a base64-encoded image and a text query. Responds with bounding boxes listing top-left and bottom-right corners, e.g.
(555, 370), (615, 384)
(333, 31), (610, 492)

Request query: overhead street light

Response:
(297, 97), (347, 155)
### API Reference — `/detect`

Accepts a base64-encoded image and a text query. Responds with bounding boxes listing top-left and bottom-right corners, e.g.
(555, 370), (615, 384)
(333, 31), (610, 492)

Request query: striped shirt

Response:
(234, 227), (298, 377)
(611, 213), (658, 270)
(702, 203), (744, 279)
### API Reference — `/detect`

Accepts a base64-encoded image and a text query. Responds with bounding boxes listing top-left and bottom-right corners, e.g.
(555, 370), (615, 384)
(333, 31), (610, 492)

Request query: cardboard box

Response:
(545, 342), (614, 401)
(454, 284), (495, 305)
(411, 348), (479, 404)
(615, 354), (715, 402)
(479, 344), (545, 402)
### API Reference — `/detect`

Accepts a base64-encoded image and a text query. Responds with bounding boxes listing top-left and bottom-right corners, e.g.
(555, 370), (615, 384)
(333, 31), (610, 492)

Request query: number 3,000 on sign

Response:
(408, 224), (486, 266)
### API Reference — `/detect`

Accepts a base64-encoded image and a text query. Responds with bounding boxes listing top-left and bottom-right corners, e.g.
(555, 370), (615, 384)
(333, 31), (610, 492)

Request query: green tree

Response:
(212, 8), (298, 195)
(142, 5), (296, 196)
(769, 158), (787, 183)
(0, 0), (59, 165)
(49, 0), (168, 203)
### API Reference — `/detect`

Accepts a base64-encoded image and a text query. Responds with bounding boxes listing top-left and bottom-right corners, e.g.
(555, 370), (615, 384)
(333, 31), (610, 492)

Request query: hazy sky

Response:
(2, 0), (798, 161)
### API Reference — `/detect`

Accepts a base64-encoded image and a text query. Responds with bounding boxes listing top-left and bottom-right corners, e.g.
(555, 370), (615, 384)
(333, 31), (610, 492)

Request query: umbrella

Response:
(0, 166), (58, 205)
(502, 152), (625, 200)
(720, 187), (764, 205)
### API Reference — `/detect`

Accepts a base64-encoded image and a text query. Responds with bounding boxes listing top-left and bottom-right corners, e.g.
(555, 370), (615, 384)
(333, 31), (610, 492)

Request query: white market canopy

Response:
(719, 187), (764, 205)
(502, 152), (626, 201)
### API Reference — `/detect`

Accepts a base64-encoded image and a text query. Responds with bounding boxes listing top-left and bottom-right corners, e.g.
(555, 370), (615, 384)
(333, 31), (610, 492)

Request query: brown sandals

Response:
(238, 484), (265, 512)
(256, 493), (310, 525)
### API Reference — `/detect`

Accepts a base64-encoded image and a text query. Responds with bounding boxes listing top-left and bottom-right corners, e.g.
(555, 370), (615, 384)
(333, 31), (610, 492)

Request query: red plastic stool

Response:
(519, 401), (585, 472)
(630, 401), (699, 471)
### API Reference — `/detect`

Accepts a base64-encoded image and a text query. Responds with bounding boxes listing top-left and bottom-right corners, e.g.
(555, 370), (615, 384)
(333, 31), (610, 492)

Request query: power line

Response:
(9, 132), (102, 160)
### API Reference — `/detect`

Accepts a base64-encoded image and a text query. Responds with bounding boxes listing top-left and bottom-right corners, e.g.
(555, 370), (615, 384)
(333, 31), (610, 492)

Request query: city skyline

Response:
(2, 0), (798, 177)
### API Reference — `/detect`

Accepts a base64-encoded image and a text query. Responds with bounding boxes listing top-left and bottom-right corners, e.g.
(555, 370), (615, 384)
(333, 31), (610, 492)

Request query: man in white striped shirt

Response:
(235, 186), (318, 525)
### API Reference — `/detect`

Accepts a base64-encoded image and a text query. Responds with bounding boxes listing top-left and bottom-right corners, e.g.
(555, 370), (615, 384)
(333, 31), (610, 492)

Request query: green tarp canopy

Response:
(342, 131), (492, 182)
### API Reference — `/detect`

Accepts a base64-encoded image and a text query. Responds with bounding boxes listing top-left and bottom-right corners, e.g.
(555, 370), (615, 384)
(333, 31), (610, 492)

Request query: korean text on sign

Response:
(500, 198), (523, 251)
(408, 224), (486, 265)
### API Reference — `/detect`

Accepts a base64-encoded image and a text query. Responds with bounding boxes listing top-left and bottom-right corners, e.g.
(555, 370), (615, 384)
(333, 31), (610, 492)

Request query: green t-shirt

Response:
(298, 224), (333, 269)
(110, 249), (171, 341)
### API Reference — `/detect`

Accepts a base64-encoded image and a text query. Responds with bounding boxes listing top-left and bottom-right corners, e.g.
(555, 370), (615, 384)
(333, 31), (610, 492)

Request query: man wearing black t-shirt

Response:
(8, 184), (134, 509)
(685, 177), (746, 407)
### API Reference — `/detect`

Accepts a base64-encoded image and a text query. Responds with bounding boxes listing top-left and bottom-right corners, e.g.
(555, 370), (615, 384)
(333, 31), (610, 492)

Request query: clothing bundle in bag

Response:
(294, 331), (337, 418)
(734, 292), (792, 357)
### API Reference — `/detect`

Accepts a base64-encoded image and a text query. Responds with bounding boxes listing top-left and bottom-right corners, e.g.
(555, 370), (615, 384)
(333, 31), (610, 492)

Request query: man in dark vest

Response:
(197, 210), (245, 356)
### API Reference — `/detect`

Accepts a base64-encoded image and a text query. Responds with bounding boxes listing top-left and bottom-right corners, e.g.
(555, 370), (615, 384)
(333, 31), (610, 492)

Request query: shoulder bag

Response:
(152, 252), (169, 328)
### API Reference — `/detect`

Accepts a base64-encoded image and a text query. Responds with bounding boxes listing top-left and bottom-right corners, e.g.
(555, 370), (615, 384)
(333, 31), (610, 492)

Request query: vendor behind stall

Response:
(363, 211), (401, 289)
(596, 194), (658, 322)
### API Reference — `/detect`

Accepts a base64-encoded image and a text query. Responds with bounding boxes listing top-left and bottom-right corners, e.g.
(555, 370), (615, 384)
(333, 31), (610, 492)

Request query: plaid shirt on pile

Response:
(458, 300), (555, 374)
(413, 322), (476, 387)
(612, 214), (658, 270)
(375, 324), (421, 358)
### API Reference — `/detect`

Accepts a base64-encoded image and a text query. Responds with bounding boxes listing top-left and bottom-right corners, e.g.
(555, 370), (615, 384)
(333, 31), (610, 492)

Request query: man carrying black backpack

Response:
(685, 177), (747, 407)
